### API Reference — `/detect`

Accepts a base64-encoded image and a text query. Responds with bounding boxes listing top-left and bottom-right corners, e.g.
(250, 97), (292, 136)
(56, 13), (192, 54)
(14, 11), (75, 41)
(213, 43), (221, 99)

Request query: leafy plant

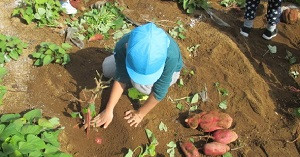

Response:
(169, 20), (186, 40)
(263, 44), (277, 56)
(223, 152), (233, 157)
(215, 82), (229, 110)
(67, 2), (130, 40)
(285, 50), (297, 64)
(0, 34), (28, 65)
(189, 105), (198, 112)
(125, 129), (158, 157)
(220, 0), (245, 8)
(159, 121), (167, 132)
(0, 67), (7, 106)
(295, 107), (300, 117)
(178, 78), (184, 87)
(166, 141), (176, 157)
(187, 44), (200, 57)
(128, 88), (149, 102)
(31, 42), (71, 66)
(12, 0), (64, 27)
(177, 0), (210, 13)
(0, 109), (71, 156)
(176, 103), (184, 111)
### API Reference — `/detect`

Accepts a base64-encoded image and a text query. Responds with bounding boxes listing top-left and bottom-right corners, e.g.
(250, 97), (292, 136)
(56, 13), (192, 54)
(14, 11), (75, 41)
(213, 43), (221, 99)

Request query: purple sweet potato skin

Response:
(180, 141), (200, 157)
(185, 112), (207, 129)
(213, 129), (238, 144)
(203, 142), (230, 156)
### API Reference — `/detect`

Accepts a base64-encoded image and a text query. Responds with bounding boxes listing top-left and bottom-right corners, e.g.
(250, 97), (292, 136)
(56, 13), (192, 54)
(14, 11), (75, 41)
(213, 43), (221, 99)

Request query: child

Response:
(60, 0), (77, 14)
(240, 0), (282, 40)
(91, 23), (183, 128)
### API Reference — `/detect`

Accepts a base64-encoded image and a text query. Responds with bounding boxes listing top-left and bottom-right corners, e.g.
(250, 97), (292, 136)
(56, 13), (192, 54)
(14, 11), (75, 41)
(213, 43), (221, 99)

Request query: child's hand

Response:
(91, 109), (113, 128)
(124, 110), (144, 127)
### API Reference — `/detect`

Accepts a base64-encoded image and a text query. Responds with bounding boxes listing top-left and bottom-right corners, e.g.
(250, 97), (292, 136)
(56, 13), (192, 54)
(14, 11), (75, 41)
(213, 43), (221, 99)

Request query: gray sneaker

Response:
(262, 28), (278, 40)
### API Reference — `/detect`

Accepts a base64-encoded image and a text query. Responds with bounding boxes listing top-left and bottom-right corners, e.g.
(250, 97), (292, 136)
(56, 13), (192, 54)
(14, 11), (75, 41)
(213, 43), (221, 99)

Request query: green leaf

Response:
(295, 107), (300, 117)
(20, 124), (42, 135)
(166, 141), (176, 157)
(0, 124), (5, 135)
(32, 52), (42, 58)
(44, 144), (59, 155)
(37, 8), (46, 15)
(61, 43), (72, 50)
(223, 152), (233, 157)
(23, 109), (42, 123)
(38, 118), (59, 129)
(42, 131), (60, 147)
(190, 93), (199, 104)
(62, 54), (70, 65)
(219, 100), (227, 110)
(176, 103), (184, 111)
(88, 104), (96, 117)
(0, 113), (21, 122)
(159, 121), (167, 132)
(189, 137), (195, 143)
(0, 123), (21, 141)
(29, 150), (42, 157)
(70, 112), (83, 119)
(34, 59), (42, 66)
(267, 45), (277, 54)
(45, 49), (53, 55)
(49, 44), (59, 51)
(18, 141), (37, 154)
(0, 67), (7, 79)
(219, 88), (229, 96)
(43, 54), (53, 65)
(178, 78), (184, 87)
(124, 149), (133, 157)
(10, 134), (25, 146)
(58, 47), (66, 54)
(9, 50), (19, 60)
(26, 134), (46, 150)
(2, 142), (15, 154)
(189, 105), (198, 112)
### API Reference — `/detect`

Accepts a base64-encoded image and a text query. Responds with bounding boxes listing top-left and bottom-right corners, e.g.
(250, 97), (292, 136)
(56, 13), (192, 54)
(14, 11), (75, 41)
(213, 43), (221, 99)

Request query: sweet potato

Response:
(186, 110), (233, 132)
(185, 112), (207, 129)
(213, 129), (238, 144)
(180, 141), (200, 157)
(203, 142), (230, 156)
(88, 34), (104, 42)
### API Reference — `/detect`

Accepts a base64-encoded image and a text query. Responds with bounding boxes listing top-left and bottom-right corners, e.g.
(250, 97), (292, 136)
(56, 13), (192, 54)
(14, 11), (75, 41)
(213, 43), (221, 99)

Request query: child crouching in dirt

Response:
(91, 23), (183, 128)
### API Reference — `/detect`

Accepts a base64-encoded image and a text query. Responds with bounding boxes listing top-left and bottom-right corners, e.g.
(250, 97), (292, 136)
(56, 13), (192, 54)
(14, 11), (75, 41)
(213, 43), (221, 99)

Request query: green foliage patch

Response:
(177, 0), (210, 13)
(0, 109), (72, 156)
(12, 0), (64, 27)
(67, 2), (130, 40)
(220, 0), (245, 8)
(0, 34), (28, 65)
(31, 42), (71, 66)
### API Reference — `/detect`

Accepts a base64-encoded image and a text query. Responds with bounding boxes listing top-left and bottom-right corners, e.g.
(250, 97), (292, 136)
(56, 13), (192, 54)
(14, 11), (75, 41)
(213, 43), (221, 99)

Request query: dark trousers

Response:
(244, 0), (282, 25)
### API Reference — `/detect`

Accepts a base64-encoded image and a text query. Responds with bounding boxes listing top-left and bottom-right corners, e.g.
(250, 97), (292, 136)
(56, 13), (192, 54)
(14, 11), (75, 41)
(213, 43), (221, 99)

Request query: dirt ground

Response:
(0, 0), (300, 156)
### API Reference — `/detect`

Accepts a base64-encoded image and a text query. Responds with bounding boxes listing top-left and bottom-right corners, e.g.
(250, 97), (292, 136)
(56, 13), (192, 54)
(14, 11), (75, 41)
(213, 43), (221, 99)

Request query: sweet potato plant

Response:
(70, 71), (111, 135)
(0, 109), (71, 156)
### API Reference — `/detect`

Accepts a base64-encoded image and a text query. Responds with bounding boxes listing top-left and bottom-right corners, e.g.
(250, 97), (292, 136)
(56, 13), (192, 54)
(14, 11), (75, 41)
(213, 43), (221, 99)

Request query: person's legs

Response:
(131, 72), (181, 95)
(102, 55), (116, 78)
(262, 0), (282, 40)
(240, 0), (260, 37)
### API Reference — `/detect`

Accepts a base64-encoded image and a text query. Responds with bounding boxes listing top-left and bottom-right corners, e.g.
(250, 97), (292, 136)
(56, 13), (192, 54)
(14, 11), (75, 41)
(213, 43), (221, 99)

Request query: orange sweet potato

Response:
(203, 142), (230, 156)
(213, 129), (238, 144)
(180, 141), (200, 157)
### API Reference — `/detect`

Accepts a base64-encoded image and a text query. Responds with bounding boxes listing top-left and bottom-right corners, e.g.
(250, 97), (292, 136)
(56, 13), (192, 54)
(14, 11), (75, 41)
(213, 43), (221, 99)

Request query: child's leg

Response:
(244, 0), (261, 28)
(102, 55), (116, 78)
(262, 0), (282, 40)
(131, 72), (181, 95)
(240, 0), (260, 37)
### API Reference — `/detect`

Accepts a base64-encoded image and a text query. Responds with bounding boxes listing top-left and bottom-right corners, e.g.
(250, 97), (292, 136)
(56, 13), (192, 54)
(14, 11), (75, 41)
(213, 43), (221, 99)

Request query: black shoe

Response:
(240, 26), (251, 37)
(262, 28), (278, 40)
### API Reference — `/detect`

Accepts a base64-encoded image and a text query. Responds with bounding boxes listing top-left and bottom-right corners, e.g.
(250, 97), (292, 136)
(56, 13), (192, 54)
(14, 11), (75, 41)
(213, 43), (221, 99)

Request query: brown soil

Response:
(1, 0), (300, 156)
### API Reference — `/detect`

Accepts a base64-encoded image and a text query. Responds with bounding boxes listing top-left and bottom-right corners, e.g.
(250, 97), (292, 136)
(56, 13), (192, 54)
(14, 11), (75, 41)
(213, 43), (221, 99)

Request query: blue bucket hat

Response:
(126, 23), (170, 85)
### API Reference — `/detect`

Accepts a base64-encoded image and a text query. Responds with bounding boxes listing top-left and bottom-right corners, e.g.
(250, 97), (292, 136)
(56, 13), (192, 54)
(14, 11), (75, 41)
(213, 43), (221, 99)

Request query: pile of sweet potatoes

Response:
(180, 110), (238, 156)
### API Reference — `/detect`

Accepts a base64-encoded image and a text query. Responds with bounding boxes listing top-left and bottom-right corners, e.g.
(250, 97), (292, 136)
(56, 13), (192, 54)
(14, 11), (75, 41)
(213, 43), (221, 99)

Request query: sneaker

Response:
(262, 28), (278, 40)
(60, 0), (77, 15)
(240, 26), (251, 37)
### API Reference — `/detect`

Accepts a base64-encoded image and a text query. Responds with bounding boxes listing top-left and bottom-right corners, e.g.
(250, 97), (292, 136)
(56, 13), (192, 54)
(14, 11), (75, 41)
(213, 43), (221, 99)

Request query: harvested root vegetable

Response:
(213, 129), (238, 144)
(180, 141), (200, 157)
(186, 110), (233, 132)
(185, 112), (207, 129)
(88, 34), (104, 42)
(203, 142), (230, 156)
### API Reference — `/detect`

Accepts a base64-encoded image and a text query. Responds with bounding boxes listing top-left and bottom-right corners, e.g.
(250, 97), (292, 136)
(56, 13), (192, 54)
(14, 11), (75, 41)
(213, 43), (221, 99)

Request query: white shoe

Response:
(60, 0), (77, 15)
